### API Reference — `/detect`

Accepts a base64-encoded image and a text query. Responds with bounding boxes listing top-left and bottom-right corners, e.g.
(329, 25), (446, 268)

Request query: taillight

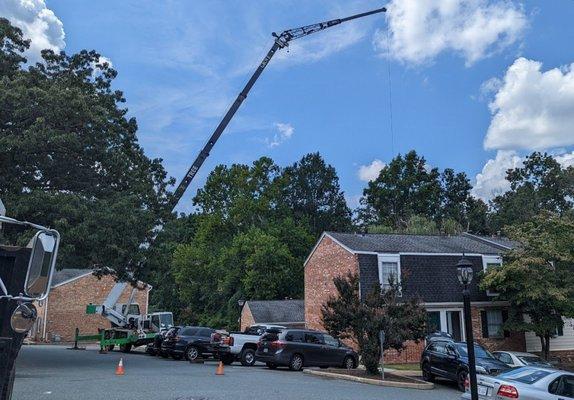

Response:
(464, 377), (470, 390)
(271, 340), (286, 350)
(497, 385), (519, 398)
(257, 340), (262, 349)
(222, 336), (234, 346)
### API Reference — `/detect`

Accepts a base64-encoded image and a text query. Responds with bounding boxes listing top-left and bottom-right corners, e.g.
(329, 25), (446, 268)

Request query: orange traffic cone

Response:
(115, 358), (125, 375)
(215, 361), (224, 376)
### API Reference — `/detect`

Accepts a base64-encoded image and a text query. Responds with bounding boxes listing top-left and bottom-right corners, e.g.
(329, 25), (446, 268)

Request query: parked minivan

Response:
(255, 329), (358, 371)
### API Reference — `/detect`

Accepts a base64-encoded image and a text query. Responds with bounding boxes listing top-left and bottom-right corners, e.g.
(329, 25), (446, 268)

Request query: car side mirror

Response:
(25, 230), (59, 300)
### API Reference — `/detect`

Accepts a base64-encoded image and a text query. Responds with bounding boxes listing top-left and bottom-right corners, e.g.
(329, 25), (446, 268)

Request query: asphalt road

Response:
(13, 345), (461, 400)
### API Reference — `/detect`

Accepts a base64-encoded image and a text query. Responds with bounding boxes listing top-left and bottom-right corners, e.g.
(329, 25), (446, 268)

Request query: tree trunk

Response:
(540, 333), (551, 361)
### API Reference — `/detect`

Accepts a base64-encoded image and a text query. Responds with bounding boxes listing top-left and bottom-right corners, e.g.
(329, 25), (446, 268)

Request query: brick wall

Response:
(42, 274), (149, 342)
(240, 303), (255, 332)
(305, 236), (359, 331)
(471, 307), (526, 352)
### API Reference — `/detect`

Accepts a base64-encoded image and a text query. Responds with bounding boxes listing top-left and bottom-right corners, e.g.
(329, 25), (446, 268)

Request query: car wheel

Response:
(421, 362), (434, 382)
(457, 370), (468, 392)
(172, 354), (183, 361)
(240, 348), (256, 366)
(222, 353), (235, 365)
(266, 362), (277, 370)
(343, 356), (356, 370)
(186, 346), (200, 362)
(289, 354), (304, 371)
(160, 351), (169, 358)
(119, 344), (132, 353)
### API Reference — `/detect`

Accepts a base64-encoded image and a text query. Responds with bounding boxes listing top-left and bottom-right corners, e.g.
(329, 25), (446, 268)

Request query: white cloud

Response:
(0, 0), (65, 63)
(484, 58), (574, 150)
(267, 122), (294, 148)
(374, 0), (527, 66)
(472, 150), (523, 200)
(358, 159), (386, 182)
(556, 151), (574, 168)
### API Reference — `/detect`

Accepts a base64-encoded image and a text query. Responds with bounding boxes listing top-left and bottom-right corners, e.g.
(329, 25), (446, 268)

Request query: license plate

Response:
(263, 348), (268, 353)
(478, 385), (488, 396)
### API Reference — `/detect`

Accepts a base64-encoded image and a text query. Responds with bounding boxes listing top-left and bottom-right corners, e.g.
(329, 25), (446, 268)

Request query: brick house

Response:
(30, 269), (150, 342)
(304, 232), (526, 363)
(240, 300), (305, 331)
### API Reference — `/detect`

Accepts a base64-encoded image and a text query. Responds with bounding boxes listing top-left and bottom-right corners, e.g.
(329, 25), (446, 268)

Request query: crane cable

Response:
(386, 21), (395, 156)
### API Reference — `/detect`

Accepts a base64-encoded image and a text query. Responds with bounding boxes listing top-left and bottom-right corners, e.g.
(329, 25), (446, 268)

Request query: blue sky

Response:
(3, 0), (574, 212)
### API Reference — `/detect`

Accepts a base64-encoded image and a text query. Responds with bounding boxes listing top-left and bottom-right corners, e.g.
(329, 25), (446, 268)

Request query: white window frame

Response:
(426, 308), (466, 341)
(482, 255), (502, 297)
(378, 254), (401, 293)
(485, 309), (504, 339)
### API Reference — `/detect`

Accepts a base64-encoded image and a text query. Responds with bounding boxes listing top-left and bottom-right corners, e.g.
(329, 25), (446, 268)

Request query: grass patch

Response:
(386, 363), (421, 371)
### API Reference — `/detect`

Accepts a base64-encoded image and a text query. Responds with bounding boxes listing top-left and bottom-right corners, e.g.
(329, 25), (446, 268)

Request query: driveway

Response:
(13, 345), (460, 400)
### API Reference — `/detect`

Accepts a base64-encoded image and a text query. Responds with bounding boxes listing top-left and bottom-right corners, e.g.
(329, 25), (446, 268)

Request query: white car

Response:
(493, 351), (554, 368)
(461, 367), (574, 400)
(225, 324), (286, 366)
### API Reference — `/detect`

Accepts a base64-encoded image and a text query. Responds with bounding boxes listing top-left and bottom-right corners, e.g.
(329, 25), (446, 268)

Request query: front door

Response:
(446, 311), (462, 342)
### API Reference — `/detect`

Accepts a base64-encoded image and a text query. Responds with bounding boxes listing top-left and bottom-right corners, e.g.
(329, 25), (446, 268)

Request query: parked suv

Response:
(161, 326), (216, 361)
(255, 329), (358, 371)
(420, 339), (510, 391)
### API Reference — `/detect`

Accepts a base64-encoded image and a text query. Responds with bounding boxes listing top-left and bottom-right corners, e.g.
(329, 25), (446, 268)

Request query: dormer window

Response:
(378, 254), (401, 291)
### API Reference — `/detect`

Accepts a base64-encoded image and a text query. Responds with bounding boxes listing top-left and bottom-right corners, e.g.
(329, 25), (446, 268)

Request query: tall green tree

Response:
(322, 272), (426, 374)
(280, 153), (352, 236)
(490, 152), (574, 231)
(0, 19), (172, 280)
(360, 150), (488, 234)
(173, 157), (315, 328)
(481, 212), (574, 360)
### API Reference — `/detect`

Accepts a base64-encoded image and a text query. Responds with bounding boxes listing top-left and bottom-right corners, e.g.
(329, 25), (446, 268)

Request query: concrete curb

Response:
(302, 369), (434, 390)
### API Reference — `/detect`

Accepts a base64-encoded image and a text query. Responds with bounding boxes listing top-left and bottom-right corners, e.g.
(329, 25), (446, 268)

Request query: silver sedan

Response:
(461, 367), (574, 399)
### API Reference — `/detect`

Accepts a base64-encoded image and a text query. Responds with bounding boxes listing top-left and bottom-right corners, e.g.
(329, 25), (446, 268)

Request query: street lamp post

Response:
(457, 256), (478, 400)
(238, 299), (245, 332)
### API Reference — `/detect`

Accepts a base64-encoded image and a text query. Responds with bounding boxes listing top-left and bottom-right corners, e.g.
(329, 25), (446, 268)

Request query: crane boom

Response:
(169, 6), (387, 211)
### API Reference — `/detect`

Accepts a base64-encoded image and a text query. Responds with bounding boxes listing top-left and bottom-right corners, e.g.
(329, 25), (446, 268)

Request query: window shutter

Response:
(558, 323), (564, 337)
(502, 310), (510, 338)
(481, 311), (489, 338)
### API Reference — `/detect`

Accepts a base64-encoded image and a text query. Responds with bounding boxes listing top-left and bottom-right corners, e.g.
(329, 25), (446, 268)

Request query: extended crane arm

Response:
(169, 6), (387, 211)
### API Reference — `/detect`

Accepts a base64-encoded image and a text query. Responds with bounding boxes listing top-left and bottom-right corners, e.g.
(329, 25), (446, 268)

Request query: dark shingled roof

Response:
(51, 269), (93, 287)
(247, 300), (304, 324)
(327, 232), (512, 255)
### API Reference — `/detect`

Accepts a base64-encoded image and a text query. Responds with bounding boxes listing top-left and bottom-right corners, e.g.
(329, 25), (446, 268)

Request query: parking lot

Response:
(13, 345), (460, 400)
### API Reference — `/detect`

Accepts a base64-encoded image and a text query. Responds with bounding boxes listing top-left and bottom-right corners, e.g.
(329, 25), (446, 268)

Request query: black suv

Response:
(420, 339), (510, 391)
(160, 326), (216, 361)
(255, 329), (358, 371)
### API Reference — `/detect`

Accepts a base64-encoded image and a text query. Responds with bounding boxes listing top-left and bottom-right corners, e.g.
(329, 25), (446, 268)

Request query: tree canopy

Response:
(481, 212), (574, 359)
(360, 150), (488, 234)
(0, 18), (172, 280)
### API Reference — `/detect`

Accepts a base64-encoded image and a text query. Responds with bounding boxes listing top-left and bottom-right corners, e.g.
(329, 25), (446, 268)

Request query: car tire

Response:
(421, 362), (434, 382)
(240, 348), (256, 367)
(186, 346), (200, 362)
(289, 354), (304, 371)
(222, 353), (235, 365)
(457, 370), (468, 392)
(266, 362), (277, 370)
(342, 356), (356, 370)
(160, 351), (169, 358)
(119, 344), (132, 353)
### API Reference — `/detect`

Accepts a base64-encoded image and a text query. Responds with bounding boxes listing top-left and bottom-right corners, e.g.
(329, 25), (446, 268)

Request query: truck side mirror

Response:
(25, 230), (59, 300)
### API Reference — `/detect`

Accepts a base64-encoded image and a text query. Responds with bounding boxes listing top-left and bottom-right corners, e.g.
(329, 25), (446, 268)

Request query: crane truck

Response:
(75, 281), (174, 353)
(75, 5), (388, 354)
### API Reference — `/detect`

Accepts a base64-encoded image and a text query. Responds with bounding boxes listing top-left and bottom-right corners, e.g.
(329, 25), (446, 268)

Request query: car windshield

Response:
(160, 313), (173, 327)
(455, 343), (493, 358)
(518, 355), (547, 365)
(497, 368), (553, 384)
